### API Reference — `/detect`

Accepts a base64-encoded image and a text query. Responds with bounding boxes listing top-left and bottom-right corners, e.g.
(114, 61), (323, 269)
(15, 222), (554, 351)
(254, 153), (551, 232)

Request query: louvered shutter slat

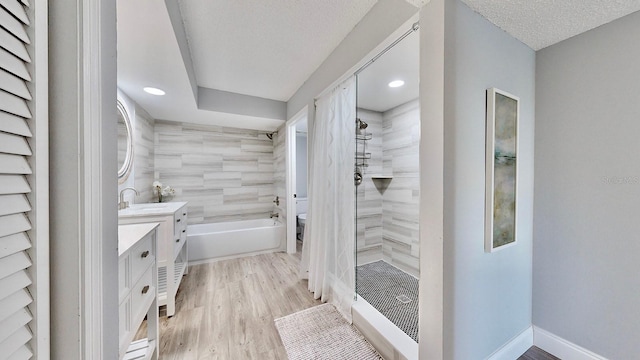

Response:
(0, 112), (31, 136)
(0, 0), (29, 25)
(0, 233), (30, 258)
(0, 175), (30, 195)
(1, 1), (38, 358)
(0, 194), (30, 216)
(0, 326), (32, 357)
(0, 309), (31, 343)
(0, 251), (31, 280)
(0, 26), (30, 62)
(0, 68), (31, 100)
(0, 90), (30, 117)
(0, 6), (29, 43)
(0, 47), (29, 81)
(0, 213), (30, 238)
(0, 132), (31, 155)
(0, 289), (31, 324)
(8, 346), (33, 360)
(0, 153), (31, 174)
(0, 271), (31, 302)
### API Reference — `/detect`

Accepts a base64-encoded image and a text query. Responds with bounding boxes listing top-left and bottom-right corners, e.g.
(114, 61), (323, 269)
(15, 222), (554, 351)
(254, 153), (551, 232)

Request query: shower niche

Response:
(354, 26), (420, 343)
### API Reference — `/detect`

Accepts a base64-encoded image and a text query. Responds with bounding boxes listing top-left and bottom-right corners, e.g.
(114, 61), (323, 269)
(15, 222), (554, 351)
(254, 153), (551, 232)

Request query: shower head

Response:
(357, 118), (368, 130)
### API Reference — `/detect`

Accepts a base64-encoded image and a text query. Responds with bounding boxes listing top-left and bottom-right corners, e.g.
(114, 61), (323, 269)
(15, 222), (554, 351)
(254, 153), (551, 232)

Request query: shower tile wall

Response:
(356, 109), (383, 264)
(382, 100), (420, 277)
(133, 104), (155, 203)
(273, 127), (287, 225)
(356, 100), (420, 276)
(154, 120), (275, 225)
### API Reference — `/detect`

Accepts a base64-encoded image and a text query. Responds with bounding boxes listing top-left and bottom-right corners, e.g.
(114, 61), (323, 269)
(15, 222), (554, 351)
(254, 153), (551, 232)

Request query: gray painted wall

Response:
(442, 0), (535, 358)
(534, 11), (640, 358)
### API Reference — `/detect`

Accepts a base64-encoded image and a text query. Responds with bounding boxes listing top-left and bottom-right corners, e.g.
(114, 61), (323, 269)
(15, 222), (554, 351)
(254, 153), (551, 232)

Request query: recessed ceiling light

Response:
(388, 80), (405, 88)
(143, 87), (165, 96)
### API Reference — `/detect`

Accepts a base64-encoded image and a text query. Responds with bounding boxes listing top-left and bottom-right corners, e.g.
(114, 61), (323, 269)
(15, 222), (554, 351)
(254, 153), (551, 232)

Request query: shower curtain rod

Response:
(354, 21), (420, 76)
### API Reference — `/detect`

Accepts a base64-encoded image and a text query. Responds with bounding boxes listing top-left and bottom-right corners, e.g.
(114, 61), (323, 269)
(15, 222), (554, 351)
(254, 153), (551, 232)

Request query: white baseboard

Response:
(533, 326), (608, 360)
(487, 326), (533, 360)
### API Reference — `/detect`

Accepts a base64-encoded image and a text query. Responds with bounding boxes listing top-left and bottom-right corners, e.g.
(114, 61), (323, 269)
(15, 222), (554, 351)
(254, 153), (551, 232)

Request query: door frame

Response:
(285, 107), (307, 254)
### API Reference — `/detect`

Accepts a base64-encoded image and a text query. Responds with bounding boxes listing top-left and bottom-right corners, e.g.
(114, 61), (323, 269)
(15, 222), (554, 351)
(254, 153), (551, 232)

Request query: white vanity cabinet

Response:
(118, 223), (159, 360)
(119, 201), (188, 317)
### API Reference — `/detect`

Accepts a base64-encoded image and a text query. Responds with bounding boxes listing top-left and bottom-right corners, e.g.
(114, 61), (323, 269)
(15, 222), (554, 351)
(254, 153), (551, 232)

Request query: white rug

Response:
(275, 304), (383, 360)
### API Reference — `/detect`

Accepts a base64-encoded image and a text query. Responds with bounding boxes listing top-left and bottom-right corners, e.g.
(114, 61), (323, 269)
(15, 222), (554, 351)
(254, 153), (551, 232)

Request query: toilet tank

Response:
(296, 198), (308, 215)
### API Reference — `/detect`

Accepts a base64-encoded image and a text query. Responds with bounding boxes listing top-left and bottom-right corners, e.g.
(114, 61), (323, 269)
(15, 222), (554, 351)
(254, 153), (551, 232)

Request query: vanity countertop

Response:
(118, 222), (159, 256)
(118, 201), (188, 218)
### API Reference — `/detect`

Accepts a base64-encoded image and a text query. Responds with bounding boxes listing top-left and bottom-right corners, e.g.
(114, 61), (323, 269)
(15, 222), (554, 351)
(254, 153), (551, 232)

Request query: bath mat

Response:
(275, 304), (382, 360)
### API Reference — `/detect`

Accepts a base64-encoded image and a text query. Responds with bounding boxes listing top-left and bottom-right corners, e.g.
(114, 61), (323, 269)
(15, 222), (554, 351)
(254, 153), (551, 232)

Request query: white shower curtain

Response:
(300, 77), (356, 322)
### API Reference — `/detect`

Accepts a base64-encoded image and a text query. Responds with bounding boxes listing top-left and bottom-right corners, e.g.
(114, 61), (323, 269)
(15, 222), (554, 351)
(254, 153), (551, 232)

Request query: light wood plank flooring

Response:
(138, 248), (321, 359)
(138, 249), (561, 360)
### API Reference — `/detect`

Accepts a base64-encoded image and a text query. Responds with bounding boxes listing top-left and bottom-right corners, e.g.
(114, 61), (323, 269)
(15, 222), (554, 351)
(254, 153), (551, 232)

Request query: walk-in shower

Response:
(354, 25), (420, 343)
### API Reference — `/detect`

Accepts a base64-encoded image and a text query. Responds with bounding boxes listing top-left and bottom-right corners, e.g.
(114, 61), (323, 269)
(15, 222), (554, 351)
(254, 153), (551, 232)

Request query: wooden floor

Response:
(136, 247), (560, 360)
(518, 346), (560, 360)
(141, 248), (321, 359)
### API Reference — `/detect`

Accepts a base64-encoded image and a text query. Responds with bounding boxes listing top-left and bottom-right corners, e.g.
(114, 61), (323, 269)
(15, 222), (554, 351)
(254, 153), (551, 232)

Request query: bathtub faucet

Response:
(270, 212), (279, 219)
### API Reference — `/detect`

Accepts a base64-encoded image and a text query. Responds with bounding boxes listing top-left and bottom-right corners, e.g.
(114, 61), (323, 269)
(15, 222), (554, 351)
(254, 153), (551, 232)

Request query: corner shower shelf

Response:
(356, 133), (372, 141)
(356, 153), (371, 160)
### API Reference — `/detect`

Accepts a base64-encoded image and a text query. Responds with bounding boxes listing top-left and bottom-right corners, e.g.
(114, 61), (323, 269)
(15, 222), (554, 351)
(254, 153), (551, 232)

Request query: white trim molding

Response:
(285, 106), (307, 254)
(533, 326), (609, 360)
(49, 0), (118, 358)
(486, 327), (533, 360)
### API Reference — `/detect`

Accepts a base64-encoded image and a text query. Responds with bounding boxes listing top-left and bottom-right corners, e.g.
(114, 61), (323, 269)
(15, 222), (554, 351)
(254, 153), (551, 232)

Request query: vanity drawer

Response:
(131, 266), (154, 326)
(173, 226), (187, 257)
(173, 210), (187, 238)
(119, 254), (130, 305)
(131, 232), (154, 284)
(119, 295), (131, 354)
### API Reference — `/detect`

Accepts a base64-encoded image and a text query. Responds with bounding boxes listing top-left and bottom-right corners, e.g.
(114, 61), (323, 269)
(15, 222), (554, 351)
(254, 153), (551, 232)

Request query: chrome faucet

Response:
(119, 187), (139, 210)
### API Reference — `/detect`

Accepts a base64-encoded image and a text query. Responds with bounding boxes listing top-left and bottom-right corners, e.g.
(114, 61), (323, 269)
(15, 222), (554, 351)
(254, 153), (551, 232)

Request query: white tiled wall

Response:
(153, 120), (275, 225)
(356, 99), (420, 277)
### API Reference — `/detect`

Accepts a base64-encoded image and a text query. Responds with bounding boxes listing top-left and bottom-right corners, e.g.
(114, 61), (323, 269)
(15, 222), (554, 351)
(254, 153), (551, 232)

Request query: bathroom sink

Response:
(118, 202), (187, 218)
(129, 203), (170, 211)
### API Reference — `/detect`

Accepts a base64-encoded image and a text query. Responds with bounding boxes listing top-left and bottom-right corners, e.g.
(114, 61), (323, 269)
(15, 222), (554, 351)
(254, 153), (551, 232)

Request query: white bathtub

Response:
(187, 219), (284, 263)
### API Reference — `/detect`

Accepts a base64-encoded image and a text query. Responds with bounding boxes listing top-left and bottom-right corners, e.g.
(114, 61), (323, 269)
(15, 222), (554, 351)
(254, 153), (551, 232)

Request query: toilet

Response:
(296, 198), (308, 241)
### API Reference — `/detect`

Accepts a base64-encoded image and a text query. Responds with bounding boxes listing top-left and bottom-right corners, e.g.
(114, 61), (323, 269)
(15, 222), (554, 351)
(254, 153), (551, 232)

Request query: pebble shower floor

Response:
(356, 261), (419, 342)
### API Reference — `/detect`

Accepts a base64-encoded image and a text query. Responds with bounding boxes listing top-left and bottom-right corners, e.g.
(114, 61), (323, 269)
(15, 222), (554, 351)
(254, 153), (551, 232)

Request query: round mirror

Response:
(117, 100), (134, 183)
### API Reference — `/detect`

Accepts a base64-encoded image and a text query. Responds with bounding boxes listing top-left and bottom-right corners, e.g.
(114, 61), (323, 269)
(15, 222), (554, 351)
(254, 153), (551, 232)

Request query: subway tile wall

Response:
(154, 120), (275, 225)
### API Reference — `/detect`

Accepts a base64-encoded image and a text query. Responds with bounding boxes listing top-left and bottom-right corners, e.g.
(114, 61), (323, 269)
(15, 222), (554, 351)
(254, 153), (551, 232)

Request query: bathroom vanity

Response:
(119, 201), (188, 317)
(118, 222), (159, 360)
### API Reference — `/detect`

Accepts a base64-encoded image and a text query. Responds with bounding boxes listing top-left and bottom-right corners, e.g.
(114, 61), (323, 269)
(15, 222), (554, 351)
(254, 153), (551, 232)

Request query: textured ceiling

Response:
(178, 0), (378, 102)
(461, 0), (640, 50)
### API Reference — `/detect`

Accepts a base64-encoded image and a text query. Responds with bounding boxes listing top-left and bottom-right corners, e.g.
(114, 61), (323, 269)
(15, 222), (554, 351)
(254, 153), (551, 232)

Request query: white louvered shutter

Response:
(0, 0), (38, 359)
